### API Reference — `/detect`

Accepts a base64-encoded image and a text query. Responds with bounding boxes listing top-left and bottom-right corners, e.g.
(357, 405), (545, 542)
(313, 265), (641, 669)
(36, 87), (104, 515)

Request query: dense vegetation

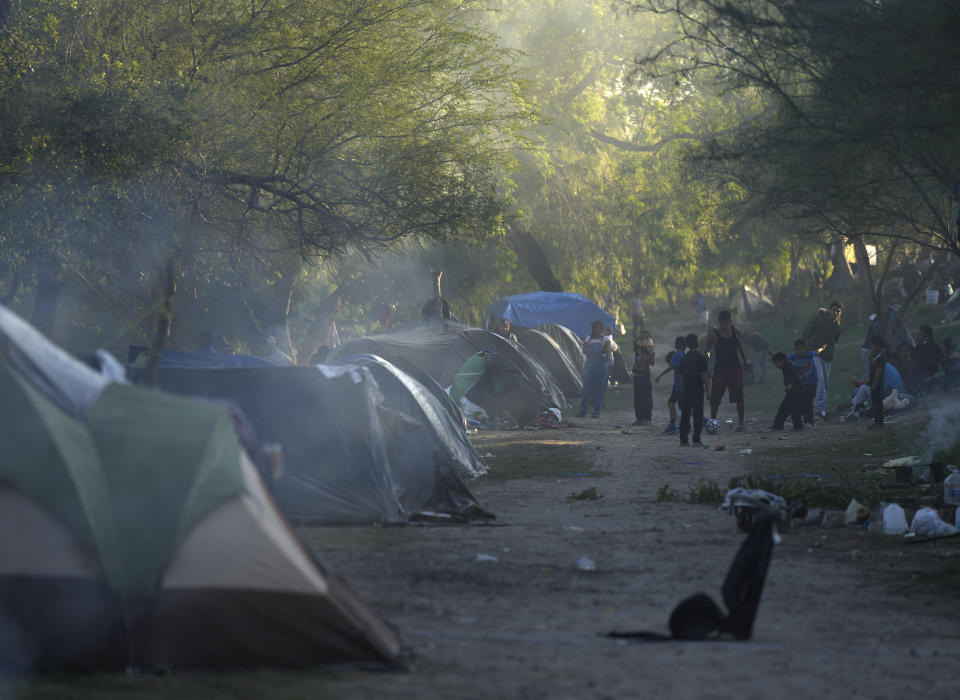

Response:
(1, 0), (957, 358)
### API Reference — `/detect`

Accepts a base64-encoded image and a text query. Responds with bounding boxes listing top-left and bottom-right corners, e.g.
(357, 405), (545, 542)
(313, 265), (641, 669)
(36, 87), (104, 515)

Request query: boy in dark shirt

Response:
(771, 352), (804, 430)
(868, 335), (886, 429)
(677, 332), (708, 446)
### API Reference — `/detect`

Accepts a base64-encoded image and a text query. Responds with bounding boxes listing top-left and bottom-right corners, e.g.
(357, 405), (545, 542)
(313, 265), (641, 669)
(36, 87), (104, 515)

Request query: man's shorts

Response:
(711, 368), (744, 404)
(668, 388), (682, 404)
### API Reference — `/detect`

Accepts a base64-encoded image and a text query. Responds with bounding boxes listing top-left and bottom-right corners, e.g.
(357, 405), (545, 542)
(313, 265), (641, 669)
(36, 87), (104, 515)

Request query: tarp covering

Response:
(157, 349), (274, 369)
(537, 322), (585, 377)
(514, 328), (582, 398)
(153, 364), (491, 524)
(0, 327), (399, 671)
(0, 304), (108, 416)
(329, 316), (566, 424)
(485, 292), (616, 338)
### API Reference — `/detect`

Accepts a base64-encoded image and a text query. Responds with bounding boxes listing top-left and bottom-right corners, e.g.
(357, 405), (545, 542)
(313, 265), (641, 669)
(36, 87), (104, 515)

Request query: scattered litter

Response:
(863, 453), (872, 457)
(739, 448), (752, 456)
(881, 504), (908, 535)
(910, 507), (959, 537)
(621, 430), (631, 434)
(474, 553), (499, 563)
(567, 525), (585, 532)
(883, 456), (921, 468)
(484, 452), (494, 458)
(574, 557), (596, 571)
(720, 488), (790, 533)
(844, 498), (869, 526)
(820, 511), (846, 528)
(567, 487), (602, 501)
(724, 418), (734, 424)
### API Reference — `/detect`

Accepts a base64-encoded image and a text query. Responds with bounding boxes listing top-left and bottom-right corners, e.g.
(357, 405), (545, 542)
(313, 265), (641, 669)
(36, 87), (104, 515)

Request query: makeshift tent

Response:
(514, 328), (582, 398)
(329, 316), (566, 424)
(0, 304), (109, 415)
(154, 363), (491, 524)
(155, 349), (274, 369)
(733, 285), (777, 321)
(485, 291), (616, 338)
(537, 322), (585, 377)
(0, 332), (399, 672)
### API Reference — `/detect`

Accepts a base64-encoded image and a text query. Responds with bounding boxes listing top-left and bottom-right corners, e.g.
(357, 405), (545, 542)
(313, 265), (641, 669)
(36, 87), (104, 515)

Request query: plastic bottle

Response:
(881, 503), (908, 535)
(944, 466), (960, 506)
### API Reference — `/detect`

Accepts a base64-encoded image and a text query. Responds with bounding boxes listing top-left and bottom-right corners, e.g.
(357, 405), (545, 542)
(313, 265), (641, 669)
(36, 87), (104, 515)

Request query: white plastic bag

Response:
(910, 507), (959, 537)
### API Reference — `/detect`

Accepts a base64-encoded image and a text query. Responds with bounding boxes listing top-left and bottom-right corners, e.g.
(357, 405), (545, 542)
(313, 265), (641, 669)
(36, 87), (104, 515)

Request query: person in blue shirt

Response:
(849, 339), (902, 421)
(655, 336), (686, 435)
(787, 339), (820, 426)
(771, 352), (804, 430)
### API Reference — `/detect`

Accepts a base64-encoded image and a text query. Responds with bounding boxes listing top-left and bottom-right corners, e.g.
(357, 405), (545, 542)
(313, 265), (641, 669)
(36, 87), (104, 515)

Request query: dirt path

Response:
(305, 373), (960, 698)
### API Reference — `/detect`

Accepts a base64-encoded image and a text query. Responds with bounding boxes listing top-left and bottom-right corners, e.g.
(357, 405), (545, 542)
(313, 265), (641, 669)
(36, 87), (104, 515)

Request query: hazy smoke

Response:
(917, 397), (960, 463)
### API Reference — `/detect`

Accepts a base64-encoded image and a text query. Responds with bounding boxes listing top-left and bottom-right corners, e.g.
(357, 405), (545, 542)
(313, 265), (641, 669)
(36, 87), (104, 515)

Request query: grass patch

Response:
(566, 486), (602, 501)
(472, 438), (606, 482)
(654, 481), (723, 504)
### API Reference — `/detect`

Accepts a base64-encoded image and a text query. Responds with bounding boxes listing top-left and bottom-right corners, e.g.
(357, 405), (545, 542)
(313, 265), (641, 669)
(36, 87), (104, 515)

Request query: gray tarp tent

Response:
(514, 328), (582, 399)
(153, 362), (491, 524)
(329, 316), (566, 424)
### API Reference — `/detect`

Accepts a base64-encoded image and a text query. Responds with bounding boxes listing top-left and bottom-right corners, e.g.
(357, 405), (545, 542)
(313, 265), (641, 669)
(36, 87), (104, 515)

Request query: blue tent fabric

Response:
(486, 292), (615, 338)
(157, 350), (274, 369)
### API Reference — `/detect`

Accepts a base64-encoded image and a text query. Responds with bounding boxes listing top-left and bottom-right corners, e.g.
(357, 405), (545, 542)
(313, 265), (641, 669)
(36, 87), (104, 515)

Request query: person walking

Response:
(802, 300), (843, 420)
(576, 321), (612, 418)
(677, 333), (708, 447)
(703, 309), (748, 431)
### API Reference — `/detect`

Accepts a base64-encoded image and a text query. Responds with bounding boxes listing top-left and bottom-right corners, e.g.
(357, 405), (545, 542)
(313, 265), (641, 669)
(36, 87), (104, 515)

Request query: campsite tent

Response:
(485, 291), (616, 338)
(154, 361), (491, 524)
(329, 316), (566, 424)
(0, 313), (399, 672)
(514, 328), (582, 398)
(537, 322), (585, 377)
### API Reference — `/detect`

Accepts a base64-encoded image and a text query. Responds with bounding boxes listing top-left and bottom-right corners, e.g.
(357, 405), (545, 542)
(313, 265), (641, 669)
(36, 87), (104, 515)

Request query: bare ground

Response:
(303, 390), (960, 700)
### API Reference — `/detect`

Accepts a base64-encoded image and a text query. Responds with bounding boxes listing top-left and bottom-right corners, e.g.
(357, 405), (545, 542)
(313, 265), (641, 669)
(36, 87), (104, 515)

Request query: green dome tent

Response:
(0, 306), (399, 673)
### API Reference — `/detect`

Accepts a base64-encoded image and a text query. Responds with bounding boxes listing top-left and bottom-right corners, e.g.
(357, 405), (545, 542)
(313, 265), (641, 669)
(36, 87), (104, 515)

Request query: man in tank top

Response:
(702, 309), (748, 432)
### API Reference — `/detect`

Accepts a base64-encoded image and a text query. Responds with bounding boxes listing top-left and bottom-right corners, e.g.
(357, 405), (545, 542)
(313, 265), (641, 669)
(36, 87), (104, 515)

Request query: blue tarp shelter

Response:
(485, 292), (616, 339)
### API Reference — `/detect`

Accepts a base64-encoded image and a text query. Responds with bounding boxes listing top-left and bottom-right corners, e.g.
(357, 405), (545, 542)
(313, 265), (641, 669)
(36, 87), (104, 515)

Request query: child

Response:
(655, 335), (686, 435)
(867, 335), (886, 429)
(787, 338), (820, 426)
(771, 352), (804, 430)
(677, 332), (708, 447)
(631, 332), (655, 426)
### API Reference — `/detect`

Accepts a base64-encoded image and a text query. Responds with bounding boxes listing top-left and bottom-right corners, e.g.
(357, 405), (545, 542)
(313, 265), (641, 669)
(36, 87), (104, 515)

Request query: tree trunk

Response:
(825, 239), (855, 293)
(30, 251), (63, 336)
(853, 240), (875, 324)
(506, 223), (563, 292)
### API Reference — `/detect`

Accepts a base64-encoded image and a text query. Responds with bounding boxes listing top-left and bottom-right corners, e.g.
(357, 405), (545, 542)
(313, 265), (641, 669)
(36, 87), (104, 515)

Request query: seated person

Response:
(849, 353), (903, 417)
(891, 342), (922, 396)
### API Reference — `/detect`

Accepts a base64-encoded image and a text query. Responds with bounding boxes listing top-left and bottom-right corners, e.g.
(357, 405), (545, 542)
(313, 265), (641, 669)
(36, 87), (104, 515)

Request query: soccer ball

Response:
(705, 418), (720, 435)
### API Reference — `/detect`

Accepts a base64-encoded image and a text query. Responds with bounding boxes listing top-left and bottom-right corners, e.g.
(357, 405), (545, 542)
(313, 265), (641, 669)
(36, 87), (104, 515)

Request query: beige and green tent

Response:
(0, 305), (398, 672)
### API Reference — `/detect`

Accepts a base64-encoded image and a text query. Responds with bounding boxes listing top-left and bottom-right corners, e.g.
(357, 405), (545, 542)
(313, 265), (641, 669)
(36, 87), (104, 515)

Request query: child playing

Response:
(655, 336), (686, 435)
(787, 338), (820, 426)
(677, 332), (708, 447)
(631, 331), (655, 426)
(771, 352), (804, 430)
